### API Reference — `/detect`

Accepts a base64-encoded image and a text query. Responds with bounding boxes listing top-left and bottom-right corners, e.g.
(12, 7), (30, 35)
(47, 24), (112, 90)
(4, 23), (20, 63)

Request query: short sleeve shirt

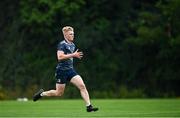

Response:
(56, 40), (75, 70)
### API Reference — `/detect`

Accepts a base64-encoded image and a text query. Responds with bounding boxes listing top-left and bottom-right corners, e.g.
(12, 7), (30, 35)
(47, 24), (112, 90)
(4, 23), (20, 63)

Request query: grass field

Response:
(0, 99), (180, 117)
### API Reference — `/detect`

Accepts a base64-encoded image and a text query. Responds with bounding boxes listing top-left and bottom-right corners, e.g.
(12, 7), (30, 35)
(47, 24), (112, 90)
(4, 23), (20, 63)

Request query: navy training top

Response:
(56, 40), (75, 70)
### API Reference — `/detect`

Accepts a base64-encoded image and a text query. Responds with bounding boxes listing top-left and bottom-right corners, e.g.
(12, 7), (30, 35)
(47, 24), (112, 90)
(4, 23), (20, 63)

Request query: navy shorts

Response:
(55, 68), (78, 84)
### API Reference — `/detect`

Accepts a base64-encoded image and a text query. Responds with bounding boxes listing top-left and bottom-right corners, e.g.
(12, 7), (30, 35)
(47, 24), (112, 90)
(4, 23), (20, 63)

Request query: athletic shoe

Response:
(87, 105), (99, 112)
(33, 89), (44, 101)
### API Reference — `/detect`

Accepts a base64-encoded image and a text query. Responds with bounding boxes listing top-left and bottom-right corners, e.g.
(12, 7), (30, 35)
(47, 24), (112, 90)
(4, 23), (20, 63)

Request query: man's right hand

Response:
(73, 49), (83, 59)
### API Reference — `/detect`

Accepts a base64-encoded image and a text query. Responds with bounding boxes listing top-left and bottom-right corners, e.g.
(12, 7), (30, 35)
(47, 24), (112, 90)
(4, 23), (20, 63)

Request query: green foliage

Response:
(118, 85), (146, 98)
(20, 0), (85, 24)
(0, 89), (7, 100)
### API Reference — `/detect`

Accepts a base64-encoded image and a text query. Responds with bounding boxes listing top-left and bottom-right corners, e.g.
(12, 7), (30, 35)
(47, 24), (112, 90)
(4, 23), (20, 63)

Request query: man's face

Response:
(64, 30), (74, 42)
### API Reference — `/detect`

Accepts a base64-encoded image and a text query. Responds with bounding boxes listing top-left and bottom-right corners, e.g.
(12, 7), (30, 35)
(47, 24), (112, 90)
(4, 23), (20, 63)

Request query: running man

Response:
(33, 26), (98, 112)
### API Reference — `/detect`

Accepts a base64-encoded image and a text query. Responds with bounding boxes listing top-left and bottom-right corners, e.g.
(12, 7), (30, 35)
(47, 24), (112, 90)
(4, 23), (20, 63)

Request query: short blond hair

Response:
(62, 26), (74, 34)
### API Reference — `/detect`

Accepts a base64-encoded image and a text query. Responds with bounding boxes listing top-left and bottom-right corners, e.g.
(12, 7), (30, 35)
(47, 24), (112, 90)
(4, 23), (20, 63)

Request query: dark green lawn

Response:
(0, 99), (180, 117)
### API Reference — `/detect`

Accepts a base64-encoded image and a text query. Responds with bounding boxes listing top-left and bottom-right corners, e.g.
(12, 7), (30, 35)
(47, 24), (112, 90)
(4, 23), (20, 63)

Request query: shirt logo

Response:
(57, 79), (61, 83)
(68, 46), (71, 50)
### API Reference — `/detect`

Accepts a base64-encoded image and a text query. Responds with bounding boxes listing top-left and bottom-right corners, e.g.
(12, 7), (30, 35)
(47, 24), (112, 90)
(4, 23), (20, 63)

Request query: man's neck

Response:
(65, 39), (72, 44)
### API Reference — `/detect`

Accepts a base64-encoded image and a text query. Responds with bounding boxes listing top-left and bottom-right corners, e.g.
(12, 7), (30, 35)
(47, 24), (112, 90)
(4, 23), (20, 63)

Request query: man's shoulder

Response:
(59, 40), (75, 46)
(59, 40), (66, 45)
(57, 40), (66, 47)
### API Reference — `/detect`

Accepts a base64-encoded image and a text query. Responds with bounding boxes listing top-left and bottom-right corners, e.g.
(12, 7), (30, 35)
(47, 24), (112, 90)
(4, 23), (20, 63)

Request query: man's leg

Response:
(41, 84), (65, 96)
(70, 75), (98, 112)
(33, 84), (65, 101)
(70, 75), (90, 105)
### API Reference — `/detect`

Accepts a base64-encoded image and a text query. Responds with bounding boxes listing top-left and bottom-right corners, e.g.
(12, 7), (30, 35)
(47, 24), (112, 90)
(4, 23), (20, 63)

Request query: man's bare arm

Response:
(57, 49), (83, 61)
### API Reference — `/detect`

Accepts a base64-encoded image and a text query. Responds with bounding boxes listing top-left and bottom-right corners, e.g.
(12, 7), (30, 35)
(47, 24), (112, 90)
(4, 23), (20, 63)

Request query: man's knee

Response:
(56, 90), (64, 96)
(79, 84), (86, 91)
(55, 83), (65, 96)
